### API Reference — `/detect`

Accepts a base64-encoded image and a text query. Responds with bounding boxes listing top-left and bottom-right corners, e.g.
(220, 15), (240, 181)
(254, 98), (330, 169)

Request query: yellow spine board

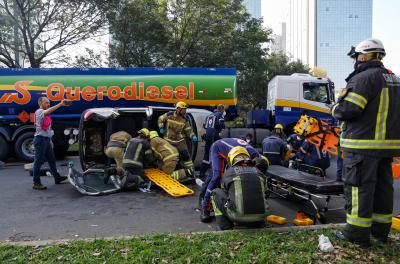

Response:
(392, 216), (400, 231)
(144, 168), (194, 198)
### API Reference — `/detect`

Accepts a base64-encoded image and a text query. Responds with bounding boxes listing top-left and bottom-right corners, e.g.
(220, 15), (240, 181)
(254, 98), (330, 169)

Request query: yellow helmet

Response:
(274, 124), (284, 130)
(138, 128), (150, 137)
(227, 146), (250, 167)
(149, 131), (159, 139)
(176, 101), (188, 109)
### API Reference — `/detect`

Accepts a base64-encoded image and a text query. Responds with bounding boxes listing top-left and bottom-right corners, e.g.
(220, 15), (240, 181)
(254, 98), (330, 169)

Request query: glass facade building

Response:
(244, 0), (262, 19)
(286, 0), (372, 89)
(316, 0), (372, 89)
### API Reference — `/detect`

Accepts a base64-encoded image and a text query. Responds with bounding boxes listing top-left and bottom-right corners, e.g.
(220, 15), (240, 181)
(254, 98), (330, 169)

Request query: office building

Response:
(244, 0), (262, 19)
(287, 0), (372, 88)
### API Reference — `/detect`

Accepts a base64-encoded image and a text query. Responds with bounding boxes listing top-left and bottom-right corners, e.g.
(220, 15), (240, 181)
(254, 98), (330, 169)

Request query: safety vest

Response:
(158, 111), (194, 143)
(122, 138), (153, 169)
(149, 136), (179, 162)
(332, 62), (400, 157)
(221, 166), (268, 222)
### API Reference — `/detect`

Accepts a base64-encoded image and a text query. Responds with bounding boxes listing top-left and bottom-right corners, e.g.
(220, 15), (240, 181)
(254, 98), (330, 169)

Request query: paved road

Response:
(0, 157), (399, 242)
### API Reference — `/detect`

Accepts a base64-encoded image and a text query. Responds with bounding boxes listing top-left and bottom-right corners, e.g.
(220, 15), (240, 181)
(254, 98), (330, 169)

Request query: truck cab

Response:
(79, 106), (211, 171)
(267, 73), (335, 133)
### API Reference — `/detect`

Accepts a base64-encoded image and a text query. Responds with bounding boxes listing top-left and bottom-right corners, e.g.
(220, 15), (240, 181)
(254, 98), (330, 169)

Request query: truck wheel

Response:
(14, 132), (35, 162)
(0, 135), (10, 161)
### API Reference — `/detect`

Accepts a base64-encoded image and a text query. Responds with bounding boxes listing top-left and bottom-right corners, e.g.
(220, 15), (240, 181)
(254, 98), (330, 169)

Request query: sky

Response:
(262, 0), (400, 74)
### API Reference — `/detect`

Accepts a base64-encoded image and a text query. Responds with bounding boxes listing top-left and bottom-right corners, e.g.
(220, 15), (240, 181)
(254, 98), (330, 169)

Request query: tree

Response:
(310, 67), (327, 78)
(109, 0), (169, 67)
(0, 0), (106, 68)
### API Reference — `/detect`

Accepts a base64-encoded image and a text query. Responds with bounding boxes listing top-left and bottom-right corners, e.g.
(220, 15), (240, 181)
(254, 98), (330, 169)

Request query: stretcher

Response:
(266, 165), (344, 223)
(144, 168), (194, 198)
(294, 115), (400, 180)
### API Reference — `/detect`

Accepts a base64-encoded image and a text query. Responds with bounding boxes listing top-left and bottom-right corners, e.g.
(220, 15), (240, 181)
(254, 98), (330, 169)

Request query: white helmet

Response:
(348, 38), (386, 58)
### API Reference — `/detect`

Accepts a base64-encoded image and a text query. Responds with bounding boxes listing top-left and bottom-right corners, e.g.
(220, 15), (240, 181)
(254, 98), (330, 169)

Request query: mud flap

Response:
(144, 168), (194, 198)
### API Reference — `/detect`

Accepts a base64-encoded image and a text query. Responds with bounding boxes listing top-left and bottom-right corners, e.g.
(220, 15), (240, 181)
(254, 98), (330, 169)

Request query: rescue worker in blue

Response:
(211, 146), (269, 230)
(199, 104), (225, 180)
(199, 138), (269, 222)
(331, 38), (400, 247)
(297, 139), (330, 171)
(287, 133), (304, 152)
(262, 135), (288, 166)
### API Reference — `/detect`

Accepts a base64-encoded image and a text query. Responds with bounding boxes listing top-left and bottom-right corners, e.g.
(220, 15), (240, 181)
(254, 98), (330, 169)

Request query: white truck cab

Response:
(267, 73), (335, 132)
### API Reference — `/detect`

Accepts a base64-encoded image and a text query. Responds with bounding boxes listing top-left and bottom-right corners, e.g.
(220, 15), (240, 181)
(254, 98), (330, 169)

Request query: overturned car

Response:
(68, 106), (210, 195)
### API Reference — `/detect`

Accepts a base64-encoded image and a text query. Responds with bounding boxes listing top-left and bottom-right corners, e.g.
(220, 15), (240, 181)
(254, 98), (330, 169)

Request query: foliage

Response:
(107, 0), (309, 107)
(1, 229), (399, 263)
(0, 0), (106, 68)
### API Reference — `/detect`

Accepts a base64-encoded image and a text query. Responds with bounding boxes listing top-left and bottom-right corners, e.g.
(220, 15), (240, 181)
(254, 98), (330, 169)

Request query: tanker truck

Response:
(0, 68), (237, 162)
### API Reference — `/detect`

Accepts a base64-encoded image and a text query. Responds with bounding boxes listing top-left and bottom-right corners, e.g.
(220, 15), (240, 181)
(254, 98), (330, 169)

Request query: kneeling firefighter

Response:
(200, 138), (269, 222)
(104, 131), (132, 173)
(119, 129), (154, 190)
(147, 130), (189, 181)
(211, 146), (269, 230)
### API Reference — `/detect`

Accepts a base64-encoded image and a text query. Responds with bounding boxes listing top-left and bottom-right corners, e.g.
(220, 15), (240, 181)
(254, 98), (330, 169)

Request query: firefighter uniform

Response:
(158, 108), (196, 177)
(121, 137), (153, 189)
(332, 58), (400, 244)
(199, 108), (225, 178)
(211, 166), (268, 230)
(104, 131), (132, 173)
(262, 135), (288, 166)
(148, 131), (188, 181)
(199, 138), (268, 222)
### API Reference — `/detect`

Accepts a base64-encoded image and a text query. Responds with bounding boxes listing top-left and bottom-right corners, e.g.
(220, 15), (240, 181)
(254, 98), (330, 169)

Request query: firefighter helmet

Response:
(176, 101), (188, 109)
(274, 124), (284, 130)
(138, 128), (150, 137)
(227, 146), (251, 167)
(348, 38), (386, 59)
(149, 131), (159, 139)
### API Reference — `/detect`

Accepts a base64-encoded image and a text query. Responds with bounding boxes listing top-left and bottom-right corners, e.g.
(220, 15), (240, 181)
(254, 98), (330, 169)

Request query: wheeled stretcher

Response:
(266, 165), (344, 223)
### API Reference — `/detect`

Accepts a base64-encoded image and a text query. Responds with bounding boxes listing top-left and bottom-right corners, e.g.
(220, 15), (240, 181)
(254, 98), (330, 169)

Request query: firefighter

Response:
(211, 146), (269, 230)
(262, 135), (288, 166)
(158, 101), (197, 178)
(147, 130), (188, 181)
(332, 38), (400, 247)
(104, 131), (132, 174)
(199, 104), (226, 179)
(199, 138), (269, 222)
(273, 124), (286, 140)
(119, 129), (154, 191)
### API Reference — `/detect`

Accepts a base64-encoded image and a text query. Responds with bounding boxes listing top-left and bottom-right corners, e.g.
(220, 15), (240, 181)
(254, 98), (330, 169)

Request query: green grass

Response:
(1, 230), (399, 263)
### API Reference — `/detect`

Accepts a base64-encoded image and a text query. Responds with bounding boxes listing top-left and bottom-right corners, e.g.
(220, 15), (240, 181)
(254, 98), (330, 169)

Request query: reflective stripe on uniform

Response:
(211, 196), (223, 216)
(346, 214), (372, 227)
(347, 187), (372, 227)
(163, 153), (179, 161)
(351, 186), (358, 216)
(372, 213), (392, 224)
(375, 88), (389, 140)
(233, 176), (243, 214)
(263, 151), (280, 155)
(202, 160), (210, 164)
(340, 139), (400, 149)
(133, 144), (143, 162)
(122, 159), (143, 167)
(344, 92), (368, 109)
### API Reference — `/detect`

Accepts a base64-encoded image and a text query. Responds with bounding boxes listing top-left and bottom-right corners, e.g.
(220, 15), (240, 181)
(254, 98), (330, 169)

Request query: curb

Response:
(0, 223), (346, 247)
